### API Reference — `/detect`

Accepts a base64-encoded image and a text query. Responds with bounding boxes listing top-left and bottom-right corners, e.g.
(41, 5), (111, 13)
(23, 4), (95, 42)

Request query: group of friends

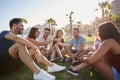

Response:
(0, 18), (120, 80)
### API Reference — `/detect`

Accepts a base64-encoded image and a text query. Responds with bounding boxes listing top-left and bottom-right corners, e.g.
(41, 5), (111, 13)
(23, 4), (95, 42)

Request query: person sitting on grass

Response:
(50, 29), (65, 61)
(27, 27), (52, 57)
(38, 28), (52, 57)
(67, 22), (120, 80)
(63, 28), (86, 62)
(0, 18), (65, 80)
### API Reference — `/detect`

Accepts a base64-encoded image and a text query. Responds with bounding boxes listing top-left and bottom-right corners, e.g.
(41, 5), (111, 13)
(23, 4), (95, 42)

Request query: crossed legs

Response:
(50, 44), (63, 60)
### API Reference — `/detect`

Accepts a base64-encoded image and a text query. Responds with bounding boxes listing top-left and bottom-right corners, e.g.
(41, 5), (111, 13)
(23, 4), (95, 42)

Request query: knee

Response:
(15, 43), (25, 49)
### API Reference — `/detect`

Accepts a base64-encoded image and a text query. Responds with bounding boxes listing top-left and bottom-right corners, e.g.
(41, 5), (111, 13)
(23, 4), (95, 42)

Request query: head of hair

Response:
(73, 28), (80, 33)
(9, 18), (23, 29)
(28, 27), (39, 39)
(98, 21), (120, 44)
(55, 29), (64, 38)
(44, 28), (51, 32)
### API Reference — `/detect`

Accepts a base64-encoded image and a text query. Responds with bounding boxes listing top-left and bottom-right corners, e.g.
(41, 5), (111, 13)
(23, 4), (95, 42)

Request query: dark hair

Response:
(98, 22), (120, 44)
(9, 18), (23, 29)
(28, 27), (39, 39)
(44, 28), (51, 32)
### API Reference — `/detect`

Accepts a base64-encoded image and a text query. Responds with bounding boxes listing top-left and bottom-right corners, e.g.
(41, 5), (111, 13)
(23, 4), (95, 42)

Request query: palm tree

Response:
(66, 11), (74, 38)
(46, 18), (52, 29)
(51, 20), (57, 32)
(99, 1), (108, 21)
(51, 19), (57, 37)
(22, 18), (28, 24)
(46, 18), (57, 37)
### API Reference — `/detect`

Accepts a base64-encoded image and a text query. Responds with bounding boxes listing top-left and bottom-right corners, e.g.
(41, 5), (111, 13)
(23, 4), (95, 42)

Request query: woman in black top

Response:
(50, 29), (65, 61)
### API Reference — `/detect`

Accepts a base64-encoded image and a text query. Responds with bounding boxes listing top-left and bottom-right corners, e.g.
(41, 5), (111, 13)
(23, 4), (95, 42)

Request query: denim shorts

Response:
(112, 67), (120, 80)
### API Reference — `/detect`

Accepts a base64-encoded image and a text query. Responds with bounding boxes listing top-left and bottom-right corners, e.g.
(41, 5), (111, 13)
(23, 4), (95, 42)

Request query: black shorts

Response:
(0, 52), (23, 76)
(72, 50), (78, 54)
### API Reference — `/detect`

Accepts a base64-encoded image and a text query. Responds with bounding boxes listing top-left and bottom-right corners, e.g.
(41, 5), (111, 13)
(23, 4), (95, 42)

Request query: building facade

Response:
(111, 0), (120, 14)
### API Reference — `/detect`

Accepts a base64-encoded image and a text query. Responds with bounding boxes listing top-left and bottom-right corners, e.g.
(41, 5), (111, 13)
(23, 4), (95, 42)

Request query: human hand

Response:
(87, 47), (95, 52)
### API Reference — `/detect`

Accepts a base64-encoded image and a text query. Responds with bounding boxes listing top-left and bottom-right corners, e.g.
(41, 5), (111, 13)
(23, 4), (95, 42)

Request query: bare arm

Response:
(26, 37), (53, 46)
(84, 39), (114, 64)
(5, 33), (35, 48)
(74, 43), (86, 57)
(57, 42), (65, 47)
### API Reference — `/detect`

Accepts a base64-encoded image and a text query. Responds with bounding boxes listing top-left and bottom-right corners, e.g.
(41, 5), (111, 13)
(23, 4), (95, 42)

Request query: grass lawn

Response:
(0, 61), (105, 80)
(0, 36), (105, 80)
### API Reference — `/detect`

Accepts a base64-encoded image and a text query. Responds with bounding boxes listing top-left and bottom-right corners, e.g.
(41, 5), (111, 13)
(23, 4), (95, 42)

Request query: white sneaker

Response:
(48, 63), (66, 73)
(34, 69), (56, 80)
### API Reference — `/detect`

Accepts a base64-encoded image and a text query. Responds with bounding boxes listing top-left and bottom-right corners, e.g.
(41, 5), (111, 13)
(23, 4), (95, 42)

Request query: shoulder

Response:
(71, 38), (74, 41)
(102, 39), (117, 44)
(70, 38), (74, 42)
(0, 30), (10, 38)
(0, 30), (10, 34)
(79, 36), (86, 42)
(80, 36), (86, 40)
(100, 39), (120, 49)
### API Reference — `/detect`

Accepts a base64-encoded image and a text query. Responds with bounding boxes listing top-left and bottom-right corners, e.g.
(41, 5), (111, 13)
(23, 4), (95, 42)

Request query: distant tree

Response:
(46, 18), (57, 37)
(111, 14), (120, 29)
(66, 11), (74, 38)
(22, 18), (28, 24)
(77, 21), (82, 33)
(96, 1), (109, 21)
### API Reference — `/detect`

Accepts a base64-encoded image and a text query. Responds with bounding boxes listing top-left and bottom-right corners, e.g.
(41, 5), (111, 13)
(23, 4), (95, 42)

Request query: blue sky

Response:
(0, 0), (112, 32)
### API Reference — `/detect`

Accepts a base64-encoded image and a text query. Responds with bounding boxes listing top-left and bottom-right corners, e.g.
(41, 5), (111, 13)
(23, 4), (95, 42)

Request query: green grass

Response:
(0, 61), (105, 80)
(85, 36), (95, 47)
(85, 36), (95, 44)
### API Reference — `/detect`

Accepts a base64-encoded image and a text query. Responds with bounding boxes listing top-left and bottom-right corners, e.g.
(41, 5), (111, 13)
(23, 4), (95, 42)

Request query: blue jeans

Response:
(112, 67), (120, 80)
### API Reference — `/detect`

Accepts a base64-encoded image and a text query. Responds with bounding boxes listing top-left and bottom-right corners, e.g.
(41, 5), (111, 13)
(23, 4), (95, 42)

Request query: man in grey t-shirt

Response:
(64, 28), (86, 59)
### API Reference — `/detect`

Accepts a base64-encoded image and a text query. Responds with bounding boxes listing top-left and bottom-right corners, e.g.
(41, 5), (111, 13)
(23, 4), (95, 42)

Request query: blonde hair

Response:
(54, 29), (65, 38)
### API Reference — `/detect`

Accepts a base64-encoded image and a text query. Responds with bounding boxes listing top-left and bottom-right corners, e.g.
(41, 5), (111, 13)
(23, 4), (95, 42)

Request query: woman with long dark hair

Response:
(67, 22), (120, 80)
(28, 27), (40, 40)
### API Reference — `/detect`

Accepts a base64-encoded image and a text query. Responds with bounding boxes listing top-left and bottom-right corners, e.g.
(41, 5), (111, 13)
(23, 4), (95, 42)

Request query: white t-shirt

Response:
(38, 35), (51, 49)
(94, 39), (101, 46)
